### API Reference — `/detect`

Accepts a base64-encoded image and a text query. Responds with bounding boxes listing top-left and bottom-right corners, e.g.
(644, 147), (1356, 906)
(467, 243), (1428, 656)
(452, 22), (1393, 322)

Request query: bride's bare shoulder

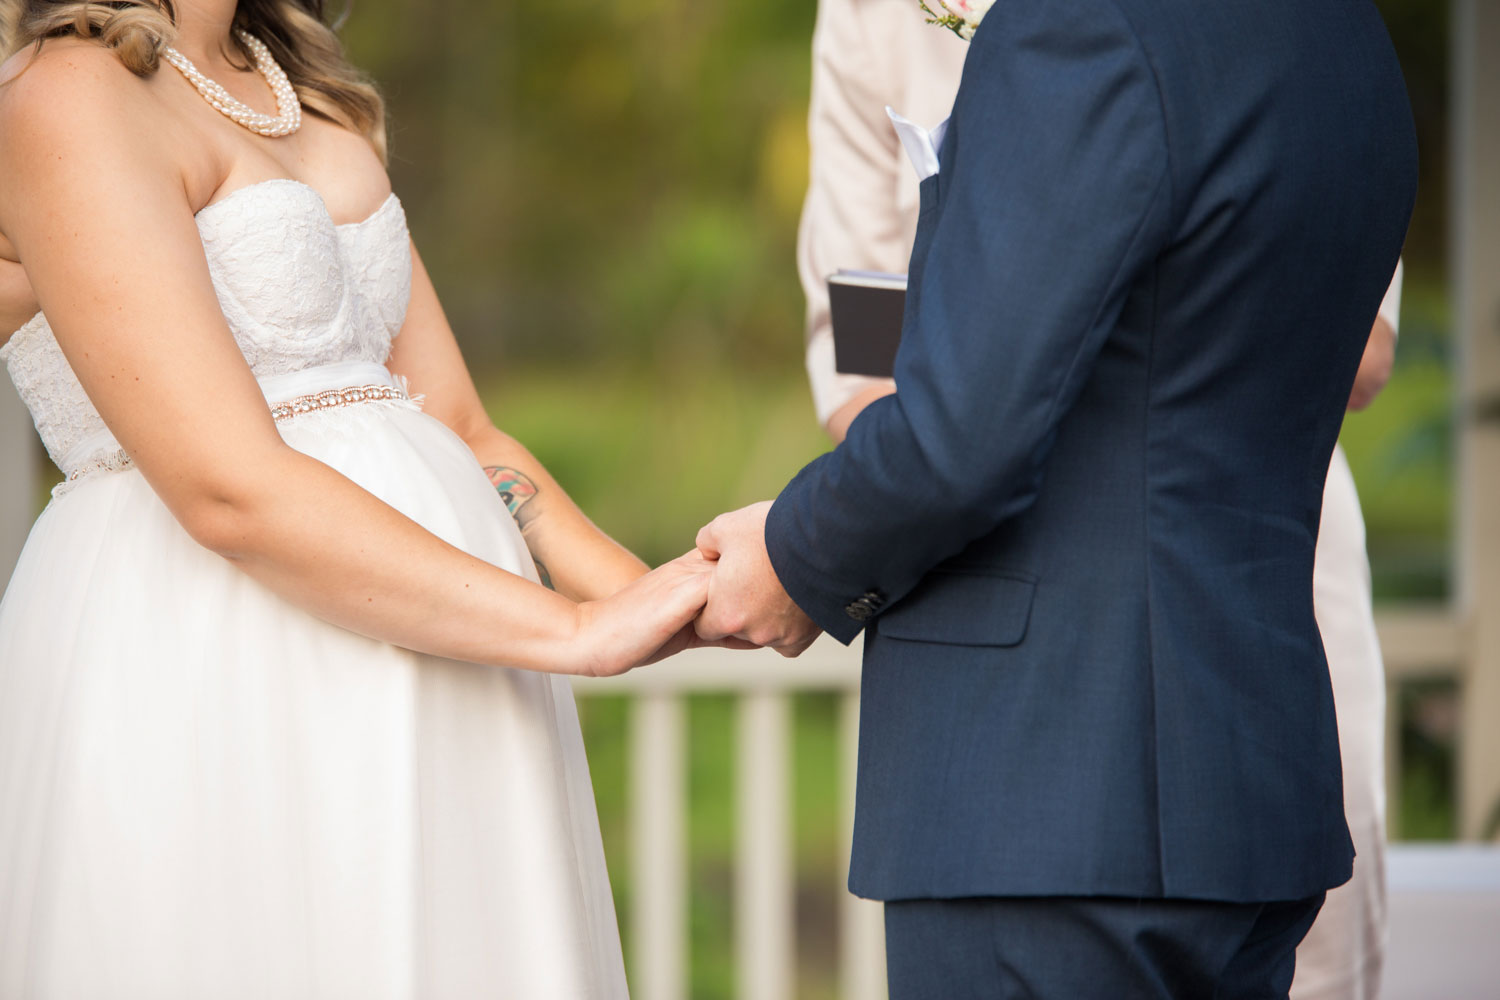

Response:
(0, 39), (180, 228)
(0, 38), (157, 145)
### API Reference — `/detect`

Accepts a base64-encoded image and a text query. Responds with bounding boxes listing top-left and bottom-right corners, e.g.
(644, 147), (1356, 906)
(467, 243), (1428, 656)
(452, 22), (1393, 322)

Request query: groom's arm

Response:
(765, 0), (1174, 642)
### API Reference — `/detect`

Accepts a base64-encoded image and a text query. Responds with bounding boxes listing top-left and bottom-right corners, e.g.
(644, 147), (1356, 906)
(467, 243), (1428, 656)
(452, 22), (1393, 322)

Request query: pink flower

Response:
(920, 0), (994, 41)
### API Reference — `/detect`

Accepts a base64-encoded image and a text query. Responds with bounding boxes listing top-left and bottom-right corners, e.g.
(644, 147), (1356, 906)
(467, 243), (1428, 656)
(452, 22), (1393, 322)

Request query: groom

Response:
(696, 1), (1417, 996)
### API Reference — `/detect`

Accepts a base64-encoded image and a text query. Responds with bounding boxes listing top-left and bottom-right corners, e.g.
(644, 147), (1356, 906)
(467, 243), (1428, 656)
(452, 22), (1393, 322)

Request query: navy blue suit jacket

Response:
(766, 0), (1416, 904)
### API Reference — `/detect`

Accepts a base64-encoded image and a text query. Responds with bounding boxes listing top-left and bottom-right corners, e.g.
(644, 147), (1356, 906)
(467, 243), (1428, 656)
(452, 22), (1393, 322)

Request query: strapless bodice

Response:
(0, 178), (413, 474)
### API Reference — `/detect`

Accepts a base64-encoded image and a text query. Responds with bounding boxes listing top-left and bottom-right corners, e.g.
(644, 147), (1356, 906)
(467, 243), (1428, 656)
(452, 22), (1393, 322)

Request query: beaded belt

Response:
(269, 382), (406, 422)
(58, 361), (414, 494)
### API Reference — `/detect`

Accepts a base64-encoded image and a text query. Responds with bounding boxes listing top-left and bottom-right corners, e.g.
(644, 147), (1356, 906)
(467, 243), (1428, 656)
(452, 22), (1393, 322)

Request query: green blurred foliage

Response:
(475, 368), (829, 564)
(343, 0), (815, 375)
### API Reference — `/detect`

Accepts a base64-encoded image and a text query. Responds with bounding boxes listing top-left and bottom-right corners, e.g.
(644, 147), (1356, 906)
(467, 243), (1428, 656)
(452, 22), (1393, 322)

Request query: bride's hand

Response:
(574, 551), (749, 677)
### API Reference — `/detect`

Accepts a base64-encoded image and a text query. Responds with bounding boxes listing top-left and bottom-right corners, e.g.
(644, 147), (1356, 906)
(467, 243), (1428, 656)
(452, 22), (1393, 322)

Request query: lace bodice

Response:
(0, 178), (413, 474)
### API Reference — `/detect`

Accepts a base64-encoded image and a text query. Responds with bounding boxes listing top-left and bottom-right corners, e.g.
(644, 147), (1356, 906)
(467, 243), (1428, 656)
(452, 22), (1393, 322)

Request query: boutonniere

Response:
(918, 0), (993, 41)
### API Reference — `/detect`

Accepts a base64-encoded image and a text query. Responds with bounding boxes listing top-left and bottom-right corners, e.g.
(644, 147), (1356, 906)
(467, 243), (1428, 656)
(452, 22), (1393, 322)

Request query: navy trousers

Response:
(884, 894), (1325, 1000)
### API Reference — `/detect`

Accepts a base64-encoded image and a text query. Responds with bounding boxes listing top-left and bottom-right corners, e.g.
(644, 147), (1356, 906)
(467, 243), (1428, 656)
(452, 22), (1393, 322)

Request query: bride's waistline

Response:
(57, 361), (419, 496)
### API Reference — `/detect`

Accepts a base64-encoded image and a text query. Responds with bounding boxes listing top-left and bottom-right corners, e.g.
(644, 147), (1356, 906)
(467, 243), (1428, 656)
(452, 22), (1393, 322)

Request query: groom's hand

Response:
(695, 501), (821, 657)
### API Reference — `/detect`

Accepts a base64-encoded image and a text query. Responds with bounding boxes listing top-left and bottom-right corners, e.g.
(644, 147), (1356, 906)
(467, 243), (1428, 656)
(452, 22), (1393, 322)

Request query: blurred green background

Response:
(18, 1), (1456, 997)
(340, 1), (1460, 996)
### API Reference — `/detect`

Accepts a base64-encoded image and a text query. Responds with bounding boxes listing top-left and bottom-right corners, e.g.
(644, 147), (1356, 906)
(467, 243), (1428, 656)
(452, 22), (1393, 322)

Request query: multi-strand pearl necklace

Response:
(163, 30), (302, 138)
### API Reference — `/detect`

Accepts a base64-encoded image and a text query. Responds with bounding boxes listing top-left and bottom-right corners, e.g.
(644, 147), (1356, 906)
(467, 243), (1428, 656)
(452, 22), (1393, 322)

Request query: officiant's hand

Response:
(1347, 315), (1397, 412)
(694, 502), (821, 657)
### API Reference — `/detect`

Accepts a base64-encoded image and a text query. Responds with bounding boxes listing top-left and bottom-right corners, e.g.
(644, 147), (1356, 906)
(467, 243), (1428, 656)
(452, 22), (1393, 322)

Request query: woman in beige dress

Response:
(797, 2), (1399, 996)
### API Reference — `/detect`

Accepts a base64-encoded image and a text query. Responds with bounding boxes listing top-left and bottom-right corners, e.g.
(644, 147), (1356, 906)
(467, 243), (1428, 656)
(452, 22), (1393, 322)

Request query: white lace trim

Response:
(51, 448), (136, 498)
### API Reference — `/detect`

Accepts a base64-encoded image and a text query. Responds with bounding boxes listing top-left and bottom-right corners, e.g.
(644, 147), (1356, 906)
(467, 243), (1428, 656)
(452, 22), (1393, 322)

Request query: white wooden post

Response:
(736, 690), (794, 1000)
(1452, 0), (1500, 841)
(630, 693), (688, 1000)
(839, 691), (887, 1000)
(0, 382), (33, 585)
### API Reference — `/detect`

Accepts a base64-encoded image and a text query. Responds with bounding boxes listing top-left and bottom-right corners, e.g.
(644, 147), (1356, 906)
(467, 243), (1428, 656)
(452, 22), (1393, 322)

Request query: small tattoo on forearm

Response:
(484, 466), (541, 531)
(485, 466), (552, 587)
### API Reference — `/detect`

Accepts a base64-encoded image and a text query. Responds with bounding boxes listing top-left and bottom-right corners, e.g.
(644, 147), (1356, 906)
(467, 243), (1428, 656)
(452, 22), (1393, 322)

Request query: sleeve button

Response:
(844, 591), (885, 621)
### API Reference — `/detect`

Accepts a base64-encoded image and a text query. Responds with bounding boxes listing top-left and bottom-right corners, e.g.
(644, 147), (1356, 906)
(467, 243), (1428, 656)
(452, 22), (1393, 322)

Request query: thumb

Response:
(695, 520), (722, 560)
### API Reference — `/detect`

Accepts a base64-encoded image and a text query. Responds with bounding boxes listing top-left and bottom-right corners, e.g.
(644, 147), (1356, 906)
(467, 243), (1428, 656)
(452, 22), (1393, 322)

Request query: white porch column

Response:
(0, 382), (33, 585)
(735, 691), (794, 1000)
(1452, 0), (1500, 841)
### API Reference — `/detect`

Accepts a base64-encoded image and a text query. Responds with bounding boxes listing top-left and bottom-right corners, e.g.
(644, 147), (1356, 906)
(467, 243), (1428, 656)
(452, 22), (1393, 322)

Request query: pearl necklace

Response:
(163, 30), (302, 138)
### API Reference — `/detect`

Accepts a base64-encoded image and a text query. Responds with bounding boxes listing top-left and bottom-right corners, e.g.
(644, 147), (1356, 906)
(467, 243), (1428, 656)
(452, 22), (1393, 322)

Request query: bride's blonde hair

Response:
(0, 0), (386, 161)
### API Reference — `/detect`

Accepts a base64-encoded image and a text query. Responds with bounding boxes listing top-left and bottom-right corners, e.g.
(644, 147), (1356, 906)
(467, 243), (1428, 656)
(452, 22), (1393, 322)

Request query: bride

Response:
(0, 1), (724, 995)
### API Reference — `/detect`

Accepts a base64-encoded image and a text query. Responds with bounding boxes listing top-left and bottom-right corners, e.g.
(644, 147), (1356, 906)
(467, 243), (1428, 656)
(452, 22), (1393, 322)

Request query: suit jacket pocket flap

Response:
(876, 568), (1038, 647)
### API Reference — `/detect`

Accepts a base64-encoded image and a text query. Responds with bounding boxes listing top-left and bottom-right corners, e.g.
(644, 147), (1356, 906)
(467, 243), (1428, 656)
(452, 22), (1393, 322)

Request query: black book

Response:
(828, 270), (907, 377)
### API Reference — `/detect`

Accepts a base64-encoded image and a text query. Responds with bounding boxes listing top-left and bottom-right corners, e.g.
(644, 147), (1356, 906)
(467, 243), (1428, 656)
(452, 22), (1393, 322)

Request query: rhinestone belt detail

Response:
(269, 383), (407, 422)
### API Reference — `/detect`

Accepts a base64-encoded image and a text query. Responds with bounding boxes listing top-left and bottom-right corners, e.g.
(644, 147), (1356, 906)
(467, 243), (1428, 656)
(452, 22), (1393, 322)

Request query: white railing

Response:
(575, 637), (880, 1000)
(573, 607), (1477, 1000)
(1383, 844), (1500, 998)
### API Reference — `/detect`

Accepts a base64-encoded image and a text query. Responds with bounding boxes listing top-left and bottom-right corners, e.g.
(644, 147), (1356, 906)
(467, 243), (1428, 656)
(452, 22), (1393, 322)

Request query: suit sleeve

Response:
(767, 0), (1174, 642)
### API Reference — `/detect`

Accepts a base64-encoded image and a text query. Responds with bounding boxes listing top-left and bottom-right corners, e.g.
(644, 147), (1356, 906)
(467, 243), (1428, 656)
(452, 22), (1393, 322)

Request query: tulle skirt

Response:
(0, 366), (627, 999)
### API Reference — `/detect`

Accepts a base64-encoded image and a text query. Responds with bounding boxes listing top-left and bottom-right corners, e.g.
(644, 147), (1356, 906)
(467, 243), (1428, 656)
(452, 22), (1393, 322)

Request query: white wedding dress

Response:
(0, 179), (628, 999)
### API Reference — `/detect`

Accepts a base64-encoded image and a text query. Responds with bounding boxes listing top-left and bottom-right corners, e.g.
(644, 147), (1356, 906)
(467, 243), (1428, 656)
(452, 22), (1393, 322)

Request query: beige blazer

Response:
(797, 0), (966, 427)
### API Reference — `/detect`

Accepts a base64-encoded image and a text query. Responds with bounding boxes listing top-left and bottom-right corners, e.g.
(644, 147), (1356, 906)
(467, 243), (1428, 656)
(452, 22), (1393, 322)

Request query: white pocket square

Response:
(886, 106), (951, 182)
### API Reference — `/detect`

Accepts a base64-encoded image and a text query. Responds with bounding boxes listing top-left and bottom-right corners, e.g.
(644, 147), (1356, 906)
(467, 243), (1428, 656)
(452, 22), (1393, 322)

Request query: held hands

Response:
(571, 500), (820, 677)
(693, 501), (822, 658)
(573, 550), (748, 677)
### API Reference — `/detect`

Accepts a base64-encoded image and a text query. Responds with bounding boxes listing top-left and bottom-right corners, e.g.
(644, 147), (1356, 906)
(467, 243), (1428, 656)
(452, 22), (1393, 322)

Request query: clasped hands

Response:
(691, 501), (822, 657)
(579, 501), (819, 677)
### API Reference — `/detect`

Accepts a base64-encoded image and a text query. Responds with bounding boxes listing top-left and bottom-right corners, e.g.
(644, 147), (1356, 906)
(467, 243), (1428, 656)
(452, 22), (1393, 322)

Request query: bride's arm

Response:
(384, 249), (647, 602)
(0, 45), (702, 676)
